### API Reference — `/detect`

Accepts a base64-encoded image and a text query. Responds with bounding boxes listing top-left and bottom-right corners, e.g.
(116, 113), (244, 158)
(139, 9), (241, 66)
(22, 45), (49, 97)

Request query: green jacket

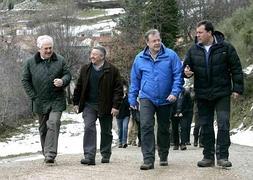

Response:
(22, 52), (71, 114)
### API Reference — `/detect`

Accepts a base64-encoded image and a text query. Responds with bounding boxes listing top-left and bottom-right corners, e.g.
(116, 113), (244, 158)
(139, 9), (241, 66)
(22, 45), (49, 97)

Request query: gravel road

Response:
(0, 142), (252, 180)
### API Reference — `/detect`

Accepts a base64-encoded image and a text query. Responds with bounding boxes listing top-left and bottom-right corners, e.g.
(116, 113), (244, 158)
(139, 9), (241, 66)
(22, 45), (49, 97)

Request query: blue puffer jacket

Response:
(128, 44), (183, 107)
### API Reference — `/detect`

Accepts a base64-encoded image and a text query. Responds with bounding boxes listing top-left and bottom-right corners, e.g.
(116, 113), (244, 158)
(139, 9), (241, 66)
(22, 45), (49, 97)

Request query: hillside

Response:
(217, 3), (253, 129)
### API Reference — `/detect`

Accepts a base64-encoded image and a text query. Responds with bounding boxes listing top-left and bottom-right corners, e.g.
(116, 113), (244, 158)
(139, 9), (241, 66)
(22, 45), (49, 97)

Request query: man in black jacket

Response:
(184, 20), (244, 168)
(73, 46), (123, 165)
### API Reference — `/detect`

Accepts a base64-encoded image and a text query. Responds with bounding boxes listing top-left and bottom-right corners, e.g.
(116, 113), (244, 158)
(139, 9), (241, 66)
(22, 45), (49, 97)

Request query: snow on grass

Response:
(0, 112), (118, 162)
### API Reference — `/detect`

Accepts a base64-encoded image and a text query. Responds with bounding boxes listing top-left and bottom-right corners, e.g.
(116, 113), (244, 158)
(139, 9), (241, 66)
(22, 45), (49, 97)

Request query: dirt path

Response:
(0, 143), (252, 180)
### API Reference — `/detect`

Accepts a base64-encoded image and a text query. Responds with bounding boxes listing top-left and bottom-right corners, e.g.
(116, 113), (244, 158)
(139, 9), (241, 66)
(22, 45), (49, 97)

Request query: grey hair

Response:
(92, 45), (107, 57)
(144, 29), (160, 41)
(37, 35), (53, 48)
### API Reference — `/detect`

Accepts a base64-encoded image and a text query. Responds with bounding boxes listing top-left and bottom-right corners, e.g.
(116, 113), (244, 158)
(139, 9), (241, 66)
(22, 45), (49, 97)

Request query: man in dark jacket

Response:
(22, 35), (71, 164)
(73, 46), (123, 165)
(184, 20), (244, 168)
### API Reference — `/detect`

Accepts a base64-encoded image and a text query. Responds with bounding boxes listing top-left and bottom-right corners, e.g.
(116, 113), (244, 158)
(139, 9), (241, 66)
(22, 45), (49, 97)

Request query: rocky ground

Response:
(0, 143), (252, 180)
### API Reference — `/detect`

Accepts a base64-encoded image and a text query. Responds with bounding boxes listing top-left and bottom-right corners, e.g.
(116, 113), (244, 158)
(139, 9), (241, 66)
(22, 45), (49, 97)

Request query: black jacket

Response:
(184, 31), (244, 100)
(73, 61), (123, 115)
(116, 95), (130, 119)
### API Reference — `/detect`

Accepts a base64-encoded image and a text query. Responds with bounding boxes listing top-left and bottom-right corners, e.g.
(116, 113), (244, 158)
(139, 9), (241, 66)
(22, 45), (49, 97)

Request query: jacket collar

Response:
(34, 52), (58, 63)
(195, 31), (225, 48)
(88, 60), (111, 72)
(143, 43), (166, 60)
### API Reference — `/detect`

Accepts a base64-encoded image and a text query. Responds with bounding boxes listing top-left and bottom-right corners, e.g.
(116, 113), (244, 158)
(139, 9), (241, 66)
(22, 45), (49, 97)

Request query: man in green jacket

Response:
(22, 35), (71, 164)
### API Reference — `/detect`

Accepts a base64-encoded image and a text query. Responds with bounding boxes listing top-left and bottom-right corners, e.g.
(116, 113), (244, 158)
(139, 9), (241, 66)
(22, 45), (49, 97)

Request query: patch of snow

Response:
(105, 8), (125, 16)
(76, 8), (124, 21)
(69, 19), (116, 36)
(243, 64), (253, 75)
(231, 126), (253, 146)
(0, 112), (118, 162)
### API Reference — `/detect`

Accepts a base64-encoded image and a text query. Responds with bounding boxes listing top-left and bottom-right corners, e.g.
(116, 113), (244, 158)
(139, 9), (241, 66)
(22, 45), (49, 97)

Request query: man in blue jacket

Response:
(129, 29), (183, 170)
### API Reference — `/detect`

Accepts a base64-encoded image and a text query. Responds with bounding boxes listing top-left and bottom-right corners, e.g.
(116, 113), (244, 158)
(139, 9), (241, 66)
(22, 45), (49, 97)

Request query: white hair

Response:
(37, 35), (53, 48)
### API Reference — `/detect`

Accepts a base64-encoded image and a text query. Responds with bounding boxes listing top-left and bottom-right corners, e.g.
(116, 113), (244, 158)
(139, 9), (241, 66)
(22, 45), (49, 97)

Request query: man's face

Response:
(196, 25), (212, 45)
(39, 42), (53, 59)
(146, 33), (161, 53)
(90, 49), (104, 65)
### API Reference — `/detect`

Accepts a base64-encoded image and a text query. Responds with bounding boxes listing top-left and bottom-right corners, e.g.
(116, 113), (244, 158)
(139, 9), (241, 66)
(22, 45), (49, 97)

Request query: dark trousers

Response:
(82, 106), (113, 160)
(131, 109), (141, 145)
(140, 99), (172, 164)
(197, 96), (231, 160)
(171, 116), (188, 145)
(193, 102), (203, 144)
(38, 111), (62, 159)
(193, 117), (203, 144)
(183, 111), (193, 143)
(171, 116), (181, 146)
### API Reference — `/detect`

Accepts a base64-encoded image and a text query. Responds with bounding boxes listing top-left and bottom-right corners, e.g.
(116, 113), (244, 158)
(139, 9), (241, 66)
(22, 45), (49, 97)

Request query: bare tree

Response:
(0, 36), (31, 130)
(177, 0), (251, 42)
(34, 0), (90, 103)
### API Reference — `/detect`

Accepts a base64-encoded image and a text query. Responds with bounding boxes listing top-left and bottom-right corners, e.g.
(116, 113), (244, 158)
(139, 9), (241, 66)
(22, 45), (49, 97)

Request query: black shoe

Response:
(101, 157), (110, 163)
(199, 143), (204, 148)
(45, 157), (55, 164)
(160, 160), (168, 166)
(186, 142), (191, 145)
(118, 144), (123, 148)
(140, 163), (154, 170)
(193, 138), (198, 147)
(80, 158), (95, 165)
(217, 159), (232, 167)
(123, 144), (128, 148)
(197, 158), (215, 167)
(173, 145), (179, 150)
(180, 144), (187, 150)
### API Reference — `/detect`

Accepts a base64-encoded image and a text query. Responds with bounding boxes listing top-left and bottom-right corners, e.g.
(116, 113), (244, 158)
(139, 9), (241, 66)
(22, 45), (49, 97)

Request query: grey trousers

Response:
(82, 106), (113, 160)
(38, 111), (62, 159)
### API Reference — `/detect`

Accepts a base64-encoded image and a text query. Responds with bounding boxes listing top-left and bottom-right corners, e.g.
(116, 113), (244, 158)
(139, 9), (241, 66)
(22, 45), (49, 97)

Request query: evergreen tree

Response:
(110, 0), (146, 81)
(143, 0), (180, 48)
(116, 0), (145, 44)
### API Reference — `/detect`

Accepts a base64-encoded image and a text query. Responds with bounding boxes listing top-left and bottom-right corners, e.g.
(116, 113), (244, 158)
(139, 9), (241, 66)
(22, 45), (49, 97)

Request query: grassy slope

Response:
(217, 3), (253, 129)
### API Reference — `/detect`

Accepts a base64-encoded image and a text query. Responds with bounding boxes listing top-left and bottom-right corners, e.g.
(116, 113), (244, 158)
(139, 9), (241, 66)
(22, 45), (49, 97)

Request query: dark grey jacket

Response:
(22, 52), (71, 113)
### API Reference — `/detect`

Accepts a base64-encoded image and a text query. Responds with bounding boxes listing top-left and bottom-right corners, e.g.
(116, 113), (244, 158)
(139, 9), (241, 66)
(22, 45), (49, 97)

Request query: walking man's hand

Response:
(73, 105), (79, 114)
(184, 65), (194, 77)
(111, 108), (119, 117)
